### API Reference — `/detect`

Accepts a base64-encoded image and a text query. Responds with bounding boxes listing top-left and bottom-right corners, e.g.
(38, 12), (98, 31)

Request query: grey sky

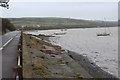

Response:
(1, 2), (118, 21)
(10, 0), (119, 2)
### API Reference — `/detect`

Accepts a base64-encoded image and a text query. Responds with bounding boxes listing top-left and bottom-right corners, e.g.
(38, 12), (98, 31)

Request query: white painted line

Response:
(0, 47), (3, 51)
(3, 38), (13, 47)
(18, 56), (20, 66)
(16, 75), (19, 80)
(0, 38), (13, 51)
(0, 32), (20, 51)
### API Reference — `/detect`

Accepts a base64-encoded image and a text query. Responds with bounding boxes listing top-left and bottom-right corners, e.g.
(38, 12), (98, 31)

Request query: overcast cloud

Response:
(1, 1), (118, 21)
(10, 0), (119, 2)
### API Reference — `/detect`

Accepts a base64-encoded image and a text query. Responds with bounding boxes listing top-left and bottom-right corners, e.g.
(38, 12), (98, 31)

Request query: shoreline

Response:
(41, 35), (119, 78)
(22, 34), (92, 78)
(25, 32), (119, 79)
(40, 34), (118, 78)
(24, 26), (118, 32)
(44, 35), (119, 79)
(65, 50), (119, 79)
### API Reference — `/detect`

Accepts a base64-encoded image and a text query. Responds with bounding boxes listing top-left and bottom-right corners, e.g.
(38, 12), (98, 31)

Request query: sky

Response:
(0, 0), (119, 21)
(10, 0), (119, 2)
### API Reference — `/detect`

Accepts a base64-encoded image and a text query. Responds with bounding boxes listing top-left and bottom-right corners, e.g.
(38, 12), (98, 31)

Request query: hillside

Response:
(9, 17), (118, 30)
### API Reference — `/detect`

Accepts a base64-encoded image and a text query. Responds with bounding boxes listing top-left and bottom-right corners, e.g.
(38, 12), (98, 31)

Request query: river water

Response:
(26, 27), (118, 77)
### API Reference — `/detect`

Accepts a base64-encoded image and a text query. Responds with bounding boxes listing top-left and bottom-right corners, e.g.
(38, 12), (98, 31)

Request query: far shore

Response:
(23, 26), (118, 32)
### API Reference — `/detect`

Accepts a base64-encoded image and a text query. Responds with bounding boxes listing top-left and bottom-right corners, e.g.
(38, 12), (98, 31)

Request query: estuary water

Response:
(27, 27), (118, 77)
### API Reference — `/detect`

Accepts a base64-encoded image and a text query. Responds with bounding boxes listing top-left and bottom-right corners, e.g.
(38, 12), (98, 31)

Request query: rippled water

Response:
(27, 27), (118, 77)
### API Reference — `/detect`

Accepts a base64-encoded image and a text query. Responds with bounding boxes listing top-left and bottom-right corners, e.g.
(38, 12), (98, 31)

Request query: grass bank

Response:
(22, 33), (92, 78)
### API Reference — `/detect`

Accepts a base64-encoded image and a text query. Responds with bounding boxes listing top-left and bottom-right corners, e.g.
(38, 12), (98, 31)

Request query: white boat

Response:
(54, 29), (67, 35)
(54, 32), (66, 35)
(97, 18), (110, 36)
(97, 32), (110, 36)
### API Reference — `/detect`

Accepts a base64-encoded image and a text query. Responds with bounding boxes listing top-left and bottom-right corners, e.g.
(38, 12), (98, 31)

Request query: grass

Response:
(22, 58), (26, 64)
(10, 17), (116, 28)
(75, 73), (84, 78)
(0, 32), (2, 35)
(32, 67), (38, 70)
(33, 34), (55, 37)
(16, 50), (21, 57)
(12, 22), (82, 27)
(24, 34), (63, 55)
(43, 75), (48, 78)
(56, 71), (69, 77)
(13, 65), (22, 70)
(23, 35), (51, 76)
(32, 63), (50, 76)
(22, 33), (88, 78)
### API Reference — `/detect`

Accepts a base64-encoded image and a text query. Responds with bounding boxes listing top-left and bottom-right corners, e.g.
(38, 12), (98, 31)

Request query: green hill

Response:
(9, 17), (117, 30)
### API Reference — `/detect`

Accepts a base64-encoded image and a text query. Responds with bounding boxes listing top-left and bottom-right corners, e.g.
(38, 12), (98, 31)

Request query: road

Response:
(0, 31), (21, 79)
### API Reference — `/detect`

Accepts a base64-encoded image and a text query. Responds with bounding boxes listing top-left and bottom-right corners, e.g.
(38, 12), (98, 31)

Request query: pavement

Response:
(0, 31), (21, 79)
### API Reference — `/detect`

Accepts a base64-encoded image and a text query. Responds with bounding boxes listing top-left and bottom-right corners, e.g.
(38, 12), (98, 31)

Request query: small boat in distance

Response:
(97, 32), (110, 36)
(54, 32), (66, 35)
(97, 18), (110, 36)
(54, 29), (67, 35)
(97, 27), (110, 36)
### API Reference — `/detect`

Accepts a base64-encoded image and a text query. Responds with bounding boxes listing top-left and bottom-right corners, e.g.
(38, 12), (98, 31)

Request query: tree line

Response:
(0, 18), (16, 34)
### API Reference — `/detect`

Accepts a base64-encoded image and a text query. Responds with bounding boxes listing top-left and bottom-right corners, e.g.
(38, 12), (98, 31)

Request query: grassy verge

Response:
(22, 33), (92, 78)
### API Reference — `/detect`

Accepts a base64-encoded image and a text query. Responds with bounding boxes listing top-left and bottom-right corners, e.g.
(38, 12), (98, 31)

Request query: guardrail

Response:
(16, 31), (23, 80)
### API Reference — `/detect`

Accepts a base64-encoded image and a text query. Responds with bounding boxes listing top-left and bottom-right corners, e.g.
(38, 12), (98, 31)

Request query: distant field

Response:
(9, 17), (118, 30)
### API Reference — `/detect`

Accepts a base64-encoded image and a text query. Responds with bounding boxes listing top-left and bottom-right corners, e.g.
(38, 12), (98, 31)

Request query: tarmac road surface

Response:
(1, 31), (21, 79)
